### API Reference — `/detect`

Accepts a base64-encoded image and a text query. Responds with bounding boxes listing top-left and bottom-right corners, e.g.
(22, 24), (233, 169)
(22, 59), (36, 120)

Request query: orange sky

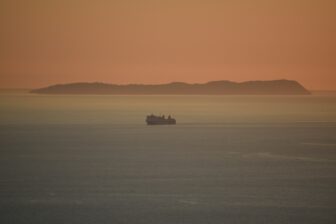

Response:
(1, 0), (335, 90)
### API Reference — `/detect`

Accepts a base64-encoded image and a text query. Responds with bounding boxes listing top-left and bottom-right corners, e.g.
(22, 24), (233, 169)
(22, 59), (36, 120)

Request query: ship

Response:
(146, 114), (176, 125)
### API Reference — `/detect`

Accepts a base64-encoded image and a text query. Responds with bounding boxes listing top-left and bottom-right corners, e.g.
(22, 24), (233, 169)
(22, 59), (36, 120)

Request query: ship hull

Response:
(146, 120), (176, 125)
(146, 115), (176, 125)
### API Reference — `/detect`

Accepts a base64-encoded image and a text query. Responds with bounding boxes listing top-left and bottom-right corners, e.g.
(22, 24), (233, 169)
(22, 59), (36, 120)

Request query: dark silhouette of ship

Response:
(146, 114), (176, 125)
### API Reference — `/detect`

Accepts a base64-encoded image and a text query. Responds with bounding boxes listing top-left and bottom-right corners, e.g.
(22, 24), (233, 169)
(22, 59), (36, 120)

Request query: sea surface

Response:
(0, 91), (336, 223)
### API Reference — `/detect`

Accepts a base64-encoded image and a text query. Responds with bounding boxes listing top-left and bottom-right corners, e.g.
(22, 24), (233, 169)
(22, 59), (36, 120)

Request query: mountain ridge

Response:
(31, 80), (311, 95)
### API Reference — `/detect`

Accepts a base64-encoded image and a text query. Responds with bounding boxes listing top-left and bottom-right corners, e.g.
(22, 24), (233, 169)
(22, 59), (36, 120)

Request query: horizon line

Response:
(1, 79), (336, 91)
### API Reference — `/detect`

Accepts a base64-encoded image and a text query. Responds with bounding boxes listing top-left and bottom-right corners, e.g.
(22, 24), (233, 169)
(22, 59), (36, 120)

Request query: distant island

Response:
(31, 80), (311, 95)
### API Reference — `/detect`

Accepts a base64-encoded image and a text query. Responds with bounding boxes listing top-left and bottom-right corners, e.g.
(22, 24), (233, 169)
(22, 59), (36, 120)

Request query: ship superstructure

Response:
(146, 114), (176, 125)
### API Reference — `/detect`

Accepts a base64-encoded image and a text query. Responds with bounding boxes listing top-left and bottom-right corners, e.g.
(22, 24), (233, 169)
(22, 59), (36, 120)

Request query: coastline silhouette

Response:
(31, 80), (310, 95)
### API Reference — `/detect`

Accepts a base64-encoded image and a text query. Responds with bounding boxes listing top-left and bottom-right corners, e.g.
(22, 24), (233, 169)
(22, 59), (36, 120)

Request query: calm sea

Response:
(1, 91), (336, 223)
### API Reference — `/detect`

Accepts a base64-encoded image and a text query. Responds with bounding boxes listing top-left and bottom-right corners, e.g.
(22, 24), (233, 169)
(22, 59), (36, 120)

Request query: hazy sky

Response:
(1, 0), (335, 89)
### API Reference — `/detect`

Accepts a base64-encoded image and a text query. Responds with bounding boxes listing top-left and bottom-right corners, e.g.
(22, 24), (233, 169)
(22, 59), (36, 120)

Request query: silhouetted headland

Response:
(31, 80), (311, 95)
